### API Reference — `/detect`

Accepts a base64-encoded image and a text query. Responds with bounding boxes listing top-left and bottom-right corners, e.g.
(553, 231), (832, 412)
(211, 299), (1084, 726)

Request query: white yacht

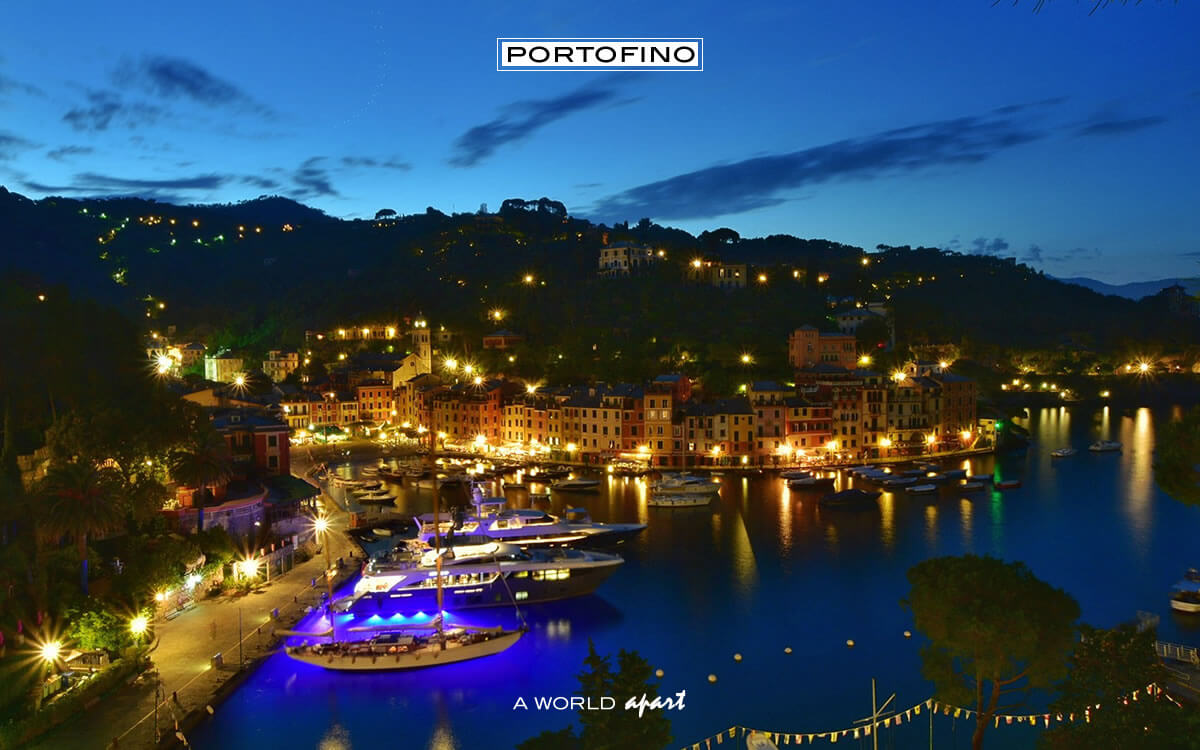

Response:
(415, 489), (644, 548)
(1170, 570), (1200, 614)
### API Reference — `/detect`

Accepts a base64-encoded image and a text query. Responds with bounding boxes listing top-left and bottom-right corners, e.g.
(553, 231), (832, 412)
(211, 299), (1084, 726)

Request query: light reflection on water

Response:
(194, 406), (1200, 750)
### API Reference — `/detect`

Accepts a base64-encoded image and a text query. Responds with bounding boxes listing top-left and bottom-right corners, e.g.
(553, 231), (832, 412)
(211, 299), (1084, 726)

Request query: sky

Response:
(1, 1), (1198, 283)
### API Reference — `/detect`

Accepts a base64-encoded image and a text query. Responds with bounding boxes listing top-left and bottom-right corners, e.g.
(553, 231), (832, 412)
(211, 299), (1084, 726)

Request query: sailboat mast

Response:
(431, 430), (445, 648)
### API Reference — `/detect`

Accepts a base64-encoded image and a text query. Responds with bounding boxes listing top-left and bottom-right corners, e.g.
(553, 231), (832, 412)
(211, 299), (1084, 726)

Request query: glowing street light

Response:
(858, 355), (873, 366)
(925, 434), (937, 445)
(526, 383), (538, 394)
(444, 358), (458, 372)
(238, 558), (259, 580)
(523, 274), (534, 284)
(233, 374), (246, 387)
(691, 258), (703, 269)
(566, 442), (578, 453)
(825, 440), (838, 452)
(491, 309), (505, 321)
(474, 434), (487, 447)
(891, 371), (906, 382)
(740, 353), (754, 365)
(938, 360), (950, 369)
(1138, 361), (1151, 374)
(462, 364), (474, 375)
(879, 437), (893, 448)
(40, 641), (62, 663)
(130, 615), (149, 638)
(756, 273), (768, 284)
(473, 375), (483, 385)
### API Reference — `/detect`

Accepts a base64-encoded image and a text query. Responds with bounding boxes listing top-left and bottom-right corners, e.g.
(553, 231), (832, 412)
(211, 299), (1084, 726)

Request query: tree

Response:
(1039, 624), (1200, 749)
(855, 315), (892, 352)
(904, 555), (1080, 750)
(66, 605), (128, 655)
(1154, 406), (1200, 506)
(168, 426), (233, 528)
(40, 460), (125, 595)
(374, 208), (397, 220)
(517, 640), (672, 750)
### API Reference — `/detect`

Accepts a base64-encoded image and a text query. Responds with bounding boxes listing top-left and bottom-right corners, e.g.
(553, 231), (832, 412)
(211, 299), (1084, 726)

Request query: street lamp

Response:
(40, 641), (62, 663)
(313, 516), (335, 641)
(444, 358), (458, 372)
(740, 353), (753, 365)
(130, 614), (149, 638)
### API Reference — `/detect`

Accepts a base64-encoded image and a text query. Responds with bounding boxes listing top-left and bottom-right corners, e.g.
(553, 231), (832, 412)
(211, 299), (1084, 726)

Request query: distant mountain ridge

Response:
(1058, 276), (1200, 300)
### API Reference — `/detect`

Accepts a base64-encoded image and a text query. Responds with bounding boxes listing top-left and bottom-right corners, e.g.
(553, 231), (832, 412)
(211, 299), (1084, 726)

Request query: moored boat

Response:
(552, 478), (601, 492)
(819, 488), (880, 509)
(882, 476), (918, 488)
(1088, 440), (1122, 452)
(780, 469), (812, 480)
(1170, 570), (1200, 614)
(1051, 447), (1077, 458)
(996, 479), (1021, 490)
(959, 481), (985, 492)
(787, 476), (836, 490)
(906, 484), (937, 494)
(647, 493), (713, 508)
(285, 625), (522, 671)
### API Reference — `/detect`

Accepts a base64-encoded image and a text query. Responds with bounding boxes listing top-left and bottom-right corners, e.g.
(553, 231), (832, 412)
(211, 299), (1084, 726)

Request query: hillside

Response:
(1058, 276), (1200, 300)
(2, 187), (1197, 386)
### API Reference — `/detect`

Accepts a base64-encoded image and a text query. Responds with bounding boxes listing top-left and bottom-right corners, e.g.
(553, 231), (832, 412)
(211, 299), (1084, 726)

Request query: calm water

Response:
(193, 406), (1200, 750)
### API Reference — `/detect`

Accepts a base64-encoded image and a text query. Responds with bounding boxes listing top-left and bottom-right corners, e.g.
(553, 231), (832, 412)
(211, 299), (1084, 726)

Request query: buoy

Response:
(733, 653), (742, 662)
(655, 669), (664, 678)
(903, 630), (912, 638)
(846, 639), (855, 648)
(707, 674), (717, 683)
(205, 705), (214, 715)
(784, 646), (792, 654)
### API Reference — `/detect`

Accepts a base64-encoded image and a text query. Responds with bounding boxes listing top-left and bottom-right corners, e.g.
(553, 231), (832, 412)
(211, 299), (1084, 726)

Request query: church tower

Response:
(411, 317), (432, 375)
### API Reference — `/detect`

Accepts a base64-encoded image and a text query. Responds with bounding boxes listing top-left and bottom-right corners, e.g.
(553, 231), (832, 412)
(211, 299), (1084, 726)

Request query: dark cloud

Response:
(1179, 251), (1200, 257)
(241, 175), (281, 189)
(591, 112), (1044, 221)
(1076, 115), (1167, 137)
(0, 131), (38, 159)
(341, 156), (411, 170)
(0, 74), (43, 97)
(971, 237), (1011, 256)
(1021, 244), (1044, 263)
(1022, 245), (1103, 263)
(20, 171), (229, 204)
(46, 145), (94, 161)
(115, 56), (269, 113)
(451, 77), (636, 167)
(291, 157), (339, 198)
(63, 90), (163, 131)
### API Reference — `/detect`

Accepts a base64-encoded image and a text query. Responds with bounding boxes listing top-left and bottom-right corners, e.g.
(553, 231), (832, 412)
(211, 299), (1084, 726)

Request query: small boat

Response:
(996, 479), (1021, 490)
(901, 469), (927, 478)
(959, 482), (985, 492)
(968, 474), (993, 483)
(349, 481), (383, 493)
(1088, 440), (1122, 453)
(788, 476), (836, 490)
(652, 476), (720, 496)
(552, 478), (601, 492)
(882, 477), (918, 488)
(925, 473), (947, 483)
(647, 493), (713, 508)
(819, 489), (880, 509)
(502, 480), (526, 490)
(528, 492), (551, 501)
(906, 484), (938, 494)
(1051, 447), (1077, 458)
(1170, 570), (1200, 614)
(437, 474), (471, 488)
(942, 469), (967, 479)
(356, 491), (395, 504)
(779, 470), (812, 480)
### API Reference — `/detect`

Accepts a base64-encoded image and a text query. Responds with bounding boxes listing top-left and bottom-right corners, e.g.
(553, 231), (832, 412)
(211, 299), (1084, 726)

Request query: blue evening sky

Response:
(1, 1), (1197, 282)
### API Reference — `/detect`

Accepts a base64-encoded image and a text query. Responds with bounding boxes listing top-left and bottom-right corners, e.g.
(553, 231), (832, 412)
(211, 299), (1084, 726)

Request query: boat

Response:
(552, 478), (601, 492)
(414, 488), (645, 548)
(647, 493), (713, 508)
(942, 469), (967, 479)
(906, 484), (938, 494)
(651, 476), (720, 497)
(779, 469), (812, 479)
(787, 476), (836, 490)
(438, 474), (471, 488)
(968, 474), (993, 483)
(528, 491), (551, 501)
(996, 479), (1021, 490)
(882, 476), (919, 488)
(502, 480), (526, 490)
(285, 624), (522, 671)
(1088, 440), (1122, 452)
(901, 469), (927, 478)
(1051, 447), (1077, 458)
(333, 541), (624, 616)
(348, 481), (383, 493)
(819, 489), (880, 509)
(959, 482), (985, 492)
(1170, 570), (1200, 614)
(356, 491), (395, 505)
(286, 445), (524, 671)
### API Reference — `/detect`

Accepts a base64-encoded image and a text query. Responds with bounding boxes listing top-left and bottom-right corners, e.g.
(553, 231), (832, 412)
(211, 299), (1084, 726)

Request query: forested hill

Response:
(2, 187), (1196, 380)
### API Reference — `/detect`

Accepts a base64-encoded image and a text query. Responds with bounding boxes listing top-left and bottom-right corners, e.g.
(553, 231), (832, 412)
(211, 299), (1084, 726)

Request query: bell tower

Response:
(411, 317), (431, 375)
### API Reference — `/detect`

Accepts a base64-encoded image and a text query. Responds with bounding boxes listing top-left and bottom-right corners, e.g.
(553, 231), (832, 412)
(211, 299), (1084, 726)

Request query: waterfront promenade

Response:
(27, 487), (357, 750)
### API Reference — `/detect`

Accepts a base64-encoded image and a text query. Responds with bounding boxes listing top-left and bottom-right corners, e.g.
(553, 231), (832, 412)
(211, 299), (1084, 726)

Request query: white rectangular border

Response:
(496, 37), (704, 72)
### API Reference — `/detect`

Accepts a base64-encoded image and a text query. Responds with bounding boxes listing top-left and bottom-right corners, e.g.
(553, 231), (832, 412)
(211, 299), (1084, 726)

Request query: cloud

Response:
(590, 111), (1045, 221)
(341, 156), (411, 170)
(20, 171), (230, 203)
(63, 90), (163, 131)
(115, 56), (269, 113)
(46, 145), (94, 161)
(291, 157), (339, 198)
(1076, 115), (1167, 137)
(971, 237), (1011, 256)
(0, 73), (43, 97)
(240, 175), (281, 189)
(0, 132), (38, 160)
(1020, 244), (1103, 264)
(1021, 244), (1044, 263)
(450, 77), (636, 167)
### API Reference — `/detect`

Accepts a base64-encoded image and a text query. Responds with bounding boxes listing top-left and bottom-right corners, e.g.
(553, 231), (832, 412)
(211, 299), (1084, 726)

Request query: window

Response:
(268, 455), (279, 468)
(268, 435), (277, 447)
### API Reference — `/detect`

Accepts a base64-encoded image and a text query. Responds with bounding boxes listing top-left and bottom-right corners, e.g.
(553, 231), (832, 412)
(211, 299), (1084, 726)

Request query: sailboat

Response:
(285, 432), (524, 671)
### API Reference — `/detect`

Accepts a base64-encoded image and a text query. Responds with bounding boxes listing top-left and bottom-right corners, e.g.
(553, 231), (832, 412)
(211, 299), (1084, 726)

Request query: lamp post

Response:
(313, 517), (335, 641)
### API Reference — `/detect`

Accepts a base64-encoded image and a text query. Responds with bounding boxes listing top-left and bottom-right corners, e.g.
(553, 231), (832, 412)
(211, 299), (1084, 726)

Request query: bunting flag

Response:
(852, 729), (860, 740)
(953, 708), (962, 718)
(994, 716), (1000, 728)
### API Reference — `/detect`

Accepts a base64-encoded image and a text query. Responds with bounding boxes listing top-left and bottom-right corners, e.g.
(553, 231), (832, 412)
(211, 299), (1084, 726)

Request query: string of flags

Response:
(680, 683), (1176, 748)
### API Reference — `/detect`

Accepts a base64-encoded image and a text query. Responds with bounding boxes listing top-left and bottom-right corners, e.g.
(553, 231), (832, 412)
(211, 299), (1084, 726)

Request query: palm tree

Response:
(168, 431), (233, 532)
(40, 460), (124, 596)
